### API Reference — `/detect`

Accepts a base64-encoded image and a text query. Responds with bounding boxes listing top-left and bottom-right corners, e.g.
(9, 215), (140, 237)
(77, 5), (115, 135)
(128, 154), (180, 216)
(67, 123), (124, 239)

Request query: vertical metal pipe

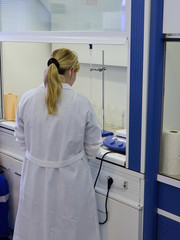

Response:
(102, 50), (105, 131)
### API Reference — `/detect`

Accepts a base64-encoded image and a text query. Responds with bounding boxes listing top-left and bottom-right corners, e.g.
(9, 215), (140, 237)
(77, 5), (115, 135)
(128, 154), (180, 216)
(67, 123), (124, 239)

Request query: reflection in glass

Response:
(0, 0), (51, 31)
(0, 0), (128, 33)
(160, 42), (180, 180)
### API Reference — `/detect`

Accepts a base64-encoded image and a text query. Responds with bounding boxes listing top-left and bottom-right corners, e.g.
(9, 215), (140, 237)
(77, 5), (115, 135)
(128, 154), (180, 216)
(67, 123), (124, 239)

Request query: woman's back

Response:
(13, 48), (102, 240)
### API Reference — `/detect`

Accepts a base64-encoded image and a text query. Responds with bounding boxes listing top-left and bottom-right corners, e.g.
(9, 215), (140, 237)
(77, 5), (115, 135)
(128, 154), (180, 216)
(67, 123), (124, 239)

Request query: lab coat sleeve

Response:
(84, 143), (101, 161)
(14, 101), (26, 152)
(84, 102), (102, 160)
(14, 89), (35, 151)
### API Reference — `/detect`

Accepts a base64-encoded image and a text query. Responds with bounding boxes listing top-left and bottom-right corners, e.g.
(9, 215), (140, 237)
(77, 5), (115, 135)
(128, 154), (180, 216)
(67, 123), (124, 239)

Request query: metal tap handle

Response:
(90, 67), (108, 72)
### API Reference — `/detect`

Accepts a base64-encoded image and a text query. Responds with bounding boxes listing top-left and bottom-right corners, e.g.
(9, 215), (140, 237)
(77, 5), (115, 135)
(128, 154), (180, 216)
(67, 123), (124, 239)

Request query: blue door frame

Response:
(143, 0), (165, 239)
(129, 0), (175, 239)
(129, 0), (144, 172)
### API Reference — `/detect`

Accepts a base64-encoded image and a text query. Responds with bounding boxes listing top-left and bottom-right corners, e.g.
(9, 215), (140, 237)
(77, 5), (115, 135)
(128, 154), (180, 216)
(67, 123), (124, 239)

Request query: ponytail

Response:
(45, 48), (80, 115)
(45, 64), (64, 114)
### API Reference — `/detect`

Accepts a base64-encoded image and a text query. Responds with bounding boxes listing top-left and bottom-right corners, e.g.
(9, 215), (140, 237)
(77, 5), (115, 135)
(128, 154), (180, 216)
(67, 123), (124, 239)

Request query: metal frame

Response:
(143, 0), (165, 239)
(0, 32), (127, 45)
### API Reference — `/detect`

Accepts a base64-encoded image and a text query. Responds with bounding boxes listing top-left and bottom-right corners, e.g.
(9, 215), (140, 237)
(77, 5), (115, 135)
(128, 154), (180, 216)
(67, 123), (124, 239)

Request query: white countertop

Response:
(0, 120), (15, 130)
(0, 120), (126, 166)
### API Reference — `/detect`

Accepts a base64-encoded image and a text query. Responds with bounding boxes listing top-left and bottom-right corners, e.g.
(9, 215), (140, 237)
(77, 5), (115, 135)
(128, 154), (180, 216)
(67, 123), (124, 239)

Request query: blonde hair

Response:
(45, 48), (80, 114)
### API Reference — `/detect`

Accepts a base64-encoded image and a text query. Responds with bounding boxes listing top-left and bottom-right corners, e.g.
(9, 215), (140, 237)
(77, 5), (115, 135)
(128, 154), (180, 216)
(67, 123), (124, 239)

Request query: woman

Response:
(13, 48), (102, 240)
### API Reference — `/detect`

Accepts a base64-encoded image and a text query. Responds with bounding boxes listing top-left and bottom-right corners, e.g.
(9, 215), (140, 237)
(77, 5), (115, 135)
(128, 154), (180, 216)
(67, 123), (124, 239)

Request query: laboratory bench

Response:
(0, 121), (144, 240)
(1, 120), (180, 240)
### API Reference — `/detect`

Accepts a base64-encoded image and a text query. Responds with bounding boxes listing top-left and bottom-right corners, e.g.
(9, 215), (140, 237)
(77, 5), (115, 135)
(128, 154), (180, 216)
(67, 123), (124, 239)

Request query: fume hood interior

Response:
(1, 41), (128, 134)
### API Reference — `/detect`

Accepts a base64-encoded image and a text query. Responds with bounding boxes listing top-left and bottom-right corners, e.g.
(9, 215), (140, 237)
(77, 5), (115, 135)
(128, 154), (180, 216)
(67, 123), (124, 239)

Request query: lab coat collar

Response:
(62, 83), (72, 90)
(40, 83), (72, 90)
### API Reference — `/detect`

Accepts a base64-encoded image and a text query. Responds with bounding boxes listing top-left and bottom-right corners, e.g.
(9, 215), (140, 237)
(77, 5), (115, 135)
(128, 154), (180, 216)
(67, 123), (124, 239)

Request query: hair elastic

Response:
(47, 58), (61, 73)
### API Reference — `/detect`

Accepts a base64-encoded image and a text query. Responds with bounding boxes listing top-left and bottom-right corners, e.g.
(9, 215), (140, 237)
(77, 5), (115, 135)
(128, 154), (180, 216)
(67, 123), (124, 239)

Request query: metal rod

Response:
(89, 51), (108, 133)
(90, 67), (108, 72)
(102, 50), (105, 131)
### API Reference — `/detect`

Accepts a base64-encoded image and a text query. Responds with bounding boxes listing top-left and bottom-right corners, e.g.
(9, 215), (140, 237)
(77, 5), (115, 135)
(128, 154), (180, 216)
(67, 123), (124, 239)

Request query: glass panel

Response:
(160, 42), (180, 180)
(0, 0), (128, 33)
(0, 0), (51, 31)
(1, 42), (128, 134)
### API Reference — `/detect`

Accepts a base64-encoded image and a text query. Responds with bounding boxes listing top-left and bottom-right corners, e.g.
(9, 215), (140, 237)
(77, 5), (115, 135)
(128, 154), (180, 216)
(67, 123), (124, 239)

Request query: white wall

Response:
(52, 43), (128, 67)
(52, 43), (127, 129)
(2, 42), (51, 103)
(74, 63), (127, 129)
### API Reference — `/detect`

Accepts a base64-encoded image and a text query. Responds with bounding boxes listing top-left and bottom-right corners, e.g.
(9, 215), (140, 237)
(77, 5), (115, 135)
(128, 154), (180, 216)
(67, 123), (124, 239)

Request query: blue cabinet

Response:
(157, 215), (180, 240)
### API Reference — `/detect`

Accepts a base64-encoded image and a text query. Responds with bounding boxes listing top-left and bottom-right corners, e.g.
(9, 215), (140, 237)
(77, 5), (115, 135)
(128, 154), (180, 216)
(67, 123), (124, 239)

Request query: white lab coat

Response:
(13, 83), (102, 240)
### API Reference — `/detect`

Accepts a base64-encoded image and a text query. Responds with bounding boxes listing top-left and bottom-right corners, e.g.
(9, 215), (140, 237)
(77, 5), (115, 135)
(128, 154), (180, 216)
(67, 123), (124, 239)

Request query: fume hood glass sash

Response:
(159, 40), (180, 181)
(0, 0), (130, 37)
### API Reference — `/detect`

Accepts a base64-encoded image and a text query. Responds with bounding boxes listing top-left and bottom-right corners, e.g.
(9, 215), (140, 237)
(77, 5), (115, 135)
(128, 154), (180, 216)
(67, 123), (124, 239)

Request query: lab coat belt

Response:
(25, 150), (84, 168)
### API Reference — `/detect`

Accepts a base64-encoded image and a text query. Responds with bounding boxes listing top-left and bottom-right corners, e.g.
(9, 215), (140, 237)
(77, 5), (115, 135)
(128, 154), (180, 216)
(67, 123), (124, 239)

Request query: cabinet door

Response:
(96, 192), (142, 240)
(10, 159), (22, 229)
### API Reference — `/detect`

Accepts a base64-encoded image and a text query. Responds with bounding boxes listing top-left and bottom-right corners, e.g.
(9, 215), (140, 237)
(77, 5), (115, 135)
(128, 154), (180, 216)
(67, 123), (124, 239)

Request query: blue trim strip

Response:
(157, 215), (180, 240)
(143, 0), (164, 239)
(129, 0), (144, 172)
(158, 182), (180, 217)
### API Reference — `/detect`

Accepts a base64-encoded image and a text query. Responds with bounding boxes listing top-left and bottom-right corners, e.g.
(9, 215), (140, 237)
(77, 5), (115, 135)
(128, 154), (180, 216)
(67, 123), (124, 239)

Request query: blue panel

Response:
(158, 182), (180, 217)
(157, 215), (180, 240)
(143, 0), (164, 239)
(0, 174), (9, 238)
(128, 0), (144, 172)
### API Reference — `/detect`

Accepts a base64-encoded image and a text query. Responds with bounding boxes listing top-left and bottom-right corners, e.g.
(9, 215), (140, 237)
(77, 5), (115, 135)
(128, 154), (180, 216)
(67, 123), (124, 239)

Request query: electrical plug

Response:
(107, 176), (113, 190)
